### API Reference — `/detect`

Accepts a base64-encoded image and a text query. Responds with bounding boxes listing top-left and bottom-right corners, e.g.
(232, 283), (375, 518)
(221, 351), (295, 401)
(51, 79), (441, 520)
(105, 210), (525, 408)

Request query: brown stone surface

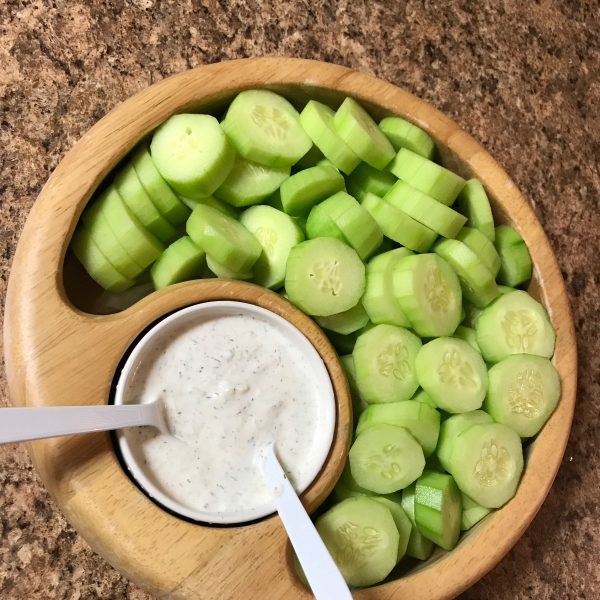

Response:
(0, 0), (598, 598)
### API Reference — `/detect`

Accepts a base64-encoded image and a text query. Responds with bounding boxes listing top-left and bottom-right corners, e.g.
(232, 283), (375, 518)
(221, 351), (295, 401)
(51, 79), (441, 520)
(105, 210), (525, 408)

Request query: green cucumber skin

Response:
(401, 482), (435, 560)
(494, 225), (533, 287)
(378, 117), (435, 159)
(456, 179), (495, 242)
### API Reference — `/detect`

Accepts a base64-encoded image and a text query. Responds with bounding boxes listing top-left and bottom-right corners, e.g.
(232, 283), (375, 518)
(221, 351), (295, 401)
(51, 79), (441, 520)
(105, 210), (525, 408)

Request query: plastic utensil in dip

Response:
(114, 301), (335, 524)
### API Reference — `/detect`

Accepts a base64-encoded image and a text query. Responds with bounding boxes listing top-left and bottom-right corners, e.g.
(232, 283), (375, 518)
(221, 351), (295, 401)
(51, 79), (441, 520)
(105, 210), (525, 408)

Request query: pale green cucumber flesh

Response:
(239, 205), (305, 289)
(186, 204), (262, 273)
(456, 179), (495, 241)
(392, 253), (462, 337)
(131, 143), (191, 225)
(361, 192), (438, 253)
(294, 143), (325, 169)
(475, 290), (556, 363)
(388, 148), (466, 206)
(436, 410), (494, 472)
(178, 194), (240, 220)
(346, 161), (398, 200)
(352, 324), (422, 404)
(378, 117), (435, 159)
(150, 236), (206, 289)
(433, 238), (499, 308)
(213, 155), (290, 207)
(285, 237), (365, 316)
(460, 492), (492, 530)
(340, 355), (369, 426)
(494, 225), (533, 287)
(326, 321), (374, 355)
(71, 227), (135, 292)
(151, 113), (235, 198)
(316, 497), (400, 587)
(333, 97), (396, 169)
(349, 424), (425, 493)
(415, 337), (488, 414)
(453, 325), (481, 352)
(414, 470), (462, 550)
(306, 201), (347, 243)
(384, 180), (467, 238)
(314, 301), (370, 335)
(356, 400), (441, 457)
(299, 100), (361, 174)
(401, 483), (435, 560)
(205, 254), (252, 280)
(484, 354), (561, 438)
(369, 496), (412, 562)
(222, 89), (312, 167)
(456, 226), (501, 276)
(448, 422), (524, 509)
(280, 165), (346, 217)
(410, 388), (438, 408)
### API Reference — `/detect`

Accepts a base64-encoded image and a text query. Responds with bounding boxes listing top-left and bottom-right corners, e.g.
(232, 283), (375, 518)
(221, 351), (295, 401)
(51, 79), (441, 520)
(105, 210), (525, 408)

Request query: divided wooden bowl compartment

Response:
(4, 58), (577, 600)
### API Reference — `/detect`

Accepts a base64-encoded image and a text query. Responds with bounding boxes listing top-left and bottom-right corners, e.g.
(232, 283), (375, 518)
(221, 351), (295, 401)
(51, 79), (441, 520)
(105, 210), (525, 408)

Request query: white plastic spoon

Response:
(262, 443), (353, 600)
(0, 401), (170, 444)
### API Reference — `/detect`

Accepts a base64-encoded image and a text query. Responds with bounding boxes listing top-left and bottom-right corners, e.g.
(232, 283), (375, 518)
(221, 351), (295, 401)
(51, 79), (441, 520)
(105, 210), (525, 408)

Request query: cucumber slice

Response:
(462, 299), (483, 329)
(484, 354), (561, 438)
(388, 148), (466, 206)
(151, 114), (235, 198)
(314, 302), (370, 335)
(362, 248), (413, 328)
(401, 483), (435, 560)
(349, 425), (425, 493)
(378, 117), (435, 159)
(436, 410), (494, 472)
(333, 97), (396, 169)
(353, 324), (422, 404)
(414, 470), (462, 550)
(222, 89), (311, 166)
(476, 290), (556, 363)
(456, 227), (501, 276)
(306, 201), (346, 243)
(239, 205), (305, 289)
(280, 165), (346, 217)
(453, 325), (480, 352)
(433, 238), (499, 308)
(334, 192), (384, 260)
(384, 180), (467, 238)
(494, 225), (533, 287)
(361, 192), (438, 253)
(456, 179), (495, 241)
(177, 194), (240, 220)
(81, 205), (144, 279)
(346, 162), (397, 202)
(448, 423), (524, 508)
(88, 185), (164, 268)
(370, 234), (397, 257)
(410, 388), (437, 408)
(186, 204), (262, 273)
(285, 237), (365, 316)
(316, 157), (340, 170)
(206, 254), (253, 280)
(340, 354), (369, 426)
(299, 100), (361, 174)
(315, 497), (400, 587)
(356, 400), (441, 457)
(213, 155), (290, 207)
(150, 236), (206, 289)
(131, 143), (191, 226)
(369, 497), (412, 562)
(460, 492), (492, 531)
(415, 337), (488, 414)
(294, 144), (325, 169)
(114, 162), (177, 241)
(393, 253), (462, 337)
(71, 227), (135, 292)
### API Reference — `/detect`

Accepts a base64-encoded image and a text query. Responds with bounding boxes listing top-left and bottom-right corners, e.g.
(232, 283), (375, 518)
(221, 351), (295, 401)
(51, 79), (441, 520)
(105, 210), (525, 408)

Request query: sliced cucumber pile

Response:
(71, 90), (561, 591)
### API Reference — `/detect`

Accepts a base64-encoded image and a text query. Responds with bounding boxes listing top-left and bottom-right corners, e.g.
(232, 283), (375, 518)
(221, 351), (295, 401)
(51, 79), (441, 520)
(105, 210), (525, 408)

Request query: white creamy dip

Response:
(117, 303), (333, 523)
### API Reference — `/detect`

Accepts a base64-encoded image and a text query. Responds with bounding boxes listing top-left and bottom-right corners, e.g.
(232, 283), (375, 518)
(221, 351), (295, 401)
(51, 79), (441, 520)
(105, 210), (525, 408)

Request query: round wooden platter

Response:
(4, 58), (577, 600)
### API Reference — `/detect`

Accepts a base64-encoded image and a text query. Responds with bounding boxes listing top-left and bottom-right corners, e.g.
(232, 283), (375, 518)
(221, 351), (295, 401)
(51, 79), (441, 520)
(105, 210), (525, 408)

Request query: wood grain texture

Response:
(3, 58), (577, 600)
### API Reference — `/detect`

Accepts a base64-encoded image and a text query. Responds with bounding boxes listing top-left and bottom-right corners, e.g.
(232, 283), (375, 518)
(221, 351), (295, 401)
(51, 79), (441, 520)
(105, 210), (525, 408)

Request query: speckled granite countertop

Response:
(0, 1), (598, 598)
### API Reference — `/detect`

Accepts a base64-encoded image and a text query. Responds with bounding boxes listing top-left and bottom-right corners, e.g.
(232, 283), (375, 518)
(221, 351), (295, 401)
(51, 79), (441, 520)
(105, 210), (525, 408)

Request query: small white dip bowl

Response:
(114, 300), (336, 525)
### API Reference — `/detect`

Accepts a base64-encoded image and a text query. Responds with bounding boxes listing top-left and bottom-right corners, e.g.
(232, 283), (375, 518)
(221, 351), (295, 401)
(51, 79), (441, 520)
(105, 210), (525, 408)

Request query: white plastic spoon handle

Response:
(0, 405), (153, 444)
(263, 444), (353, 600)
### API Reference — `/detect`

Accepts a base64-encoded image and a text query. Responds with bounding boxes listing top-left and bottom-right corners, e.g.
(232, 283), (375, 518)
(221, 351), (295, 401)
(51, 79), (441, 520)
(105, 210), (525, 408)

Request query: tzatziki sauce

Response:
(117, 303), (333, 523)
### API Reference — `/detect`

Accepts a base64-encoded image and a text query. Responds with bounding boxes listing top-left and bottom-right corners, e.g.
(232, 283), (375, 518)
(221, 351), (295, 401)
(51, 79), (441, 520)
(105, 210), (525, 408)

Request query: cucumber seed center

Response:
(508, 368), (543, 417)
(474, 439), (511, 487)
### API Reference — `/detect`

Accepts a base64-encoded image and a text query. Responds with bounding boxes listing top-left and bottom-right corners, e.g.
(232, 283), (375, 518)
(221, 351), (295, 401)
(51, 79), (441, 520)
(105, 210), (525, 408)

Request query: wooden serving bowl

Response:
(4, 58), (577, 599)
